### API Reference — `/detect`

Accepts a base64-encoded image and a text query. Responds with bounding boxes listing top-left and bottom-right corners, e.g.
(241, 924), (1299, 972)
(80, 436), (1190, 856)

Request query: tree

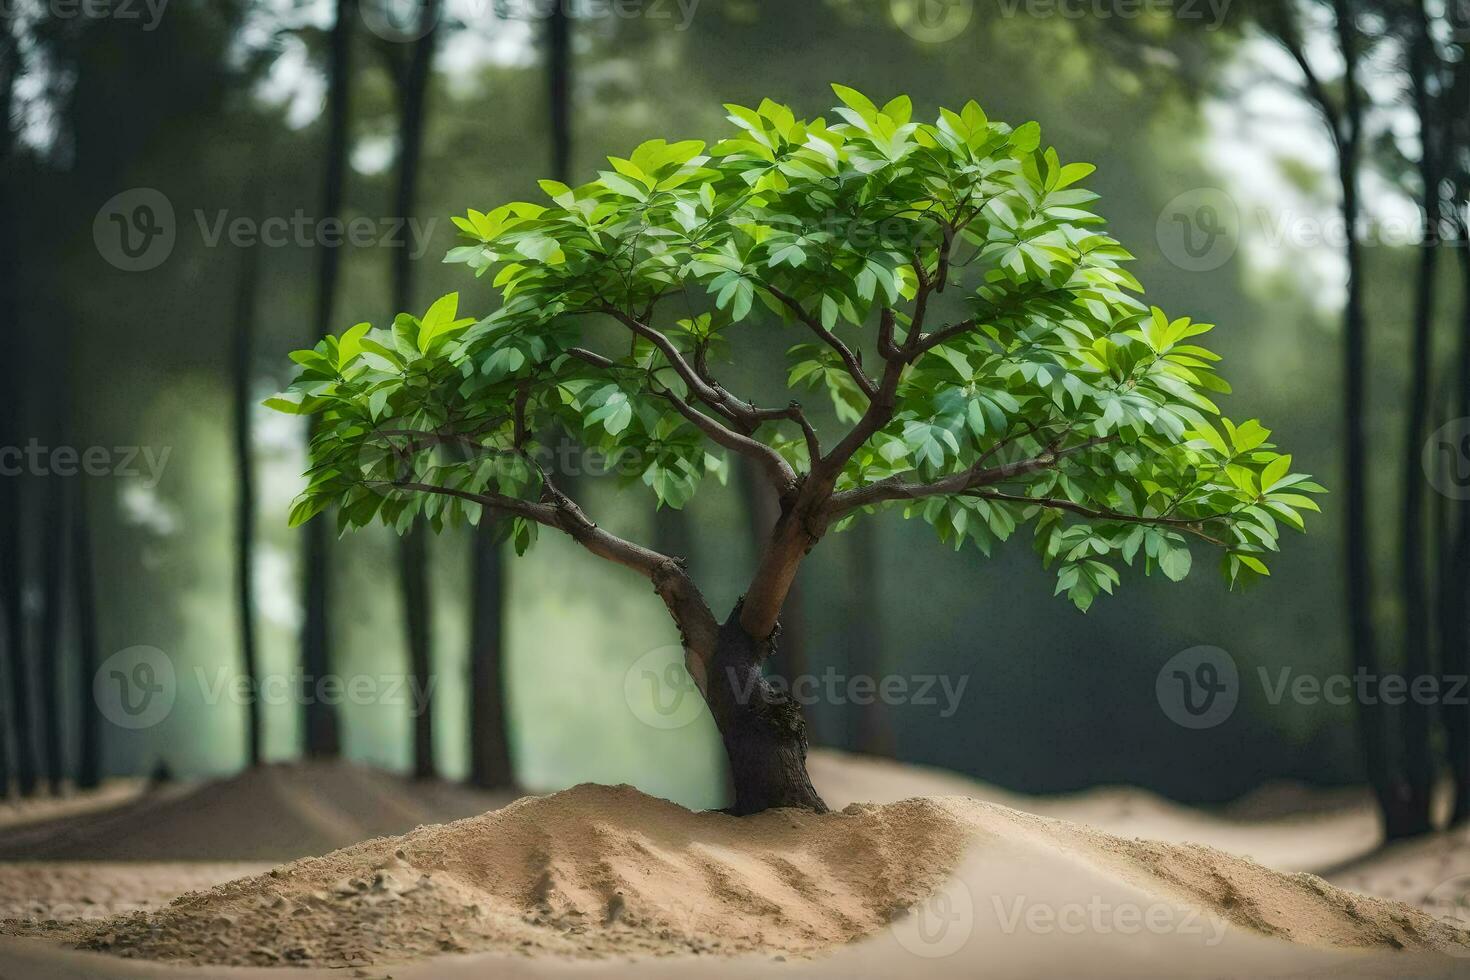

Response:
(274, 88), (1324, 814)
(232, 181), (266, 769)
(1393, 0), (1448, 836)
(378, 0), (446, 782)
(300, 0), (358, 759)
(1250, 0), (1424, 838)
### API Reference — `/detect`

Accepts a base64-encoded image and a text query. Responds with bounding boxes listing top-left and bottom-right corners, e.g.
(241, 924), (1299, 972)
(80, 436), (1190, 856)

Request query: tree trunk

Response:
(1397, 6), (1441, 832)
(38, 474), (67, 795)
(1329, 0), (1429, 841)
(547, 2), (572, 182)
(72, 479), (102, 790)
(468, 521), (514, 790)
(1447, 228), (1470, 826)
(701, 608), (826, 815)
(400, 524), (435, 780)
(300, 0), (357, 759)
(737, 460), (809, 681)
(389, 0), (443, 782)
(233, 191), (264, 769)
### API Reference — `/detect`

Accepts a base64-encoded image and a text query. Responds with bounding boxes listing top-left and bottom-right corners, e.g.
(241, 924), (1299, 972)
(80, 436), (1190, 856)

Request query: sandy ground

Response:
(3, 751), (1466, 978)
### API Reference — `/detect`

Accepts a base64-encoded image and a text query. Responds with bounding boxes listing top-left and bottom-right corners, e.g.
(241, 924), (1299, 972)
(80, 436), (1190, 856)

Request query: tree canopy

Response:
(273, 84), (1323, 617)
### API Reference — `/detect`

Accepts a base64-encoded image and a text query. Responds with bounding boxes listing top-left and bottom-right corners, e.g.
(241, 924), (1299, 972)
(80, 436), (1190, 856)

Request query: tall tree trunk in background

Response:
(465, 0), (580, 791)
(72, 480), (102, 790)
(389, 0), (443, 781)
(1397, 0), (1441, 833)
(547, 2), (571, 183)
(2, 338), (38, 799)
(468, 521), (513, 789)
(0, 6), (18, 799)
(842, 524), (892, 756)
(232, 198), (264, 769)
(1332, 0), (1427, 839)
(301, 0), (357, 759)
(1441, 0), (1470, 831)
(37, 383), (69, 795)
(1447, 206), (1470, 825)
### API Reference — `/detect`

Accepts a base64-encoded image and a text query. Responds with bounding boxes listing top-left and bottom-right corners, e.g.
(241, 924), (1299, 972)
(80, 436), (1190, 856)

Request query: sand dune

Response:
(8, 783), (1464, 975)
(808, 749), (1381, 872)
(0, 762), (516, 862)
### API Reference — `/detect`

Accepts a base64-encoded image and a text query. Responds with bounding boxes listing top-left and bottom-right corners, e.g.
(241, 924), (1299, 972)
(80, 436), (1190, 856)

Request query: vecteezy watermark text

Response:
(622, 645), (969, 730)
(94, 646), (439, 730)
(94, 188), (439, 272)
(2, 0), (170, 31)
(0, 440), (170, 488)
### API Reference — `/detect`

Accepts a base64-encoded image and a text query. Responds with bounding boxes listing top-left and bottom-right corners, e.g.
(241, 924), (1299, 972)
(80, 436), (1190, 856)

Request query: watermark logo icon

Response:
(623, 644), (704, 730)
(892, 877), (974, 958)
(889, 0), (974, 43)
(1156, 645), (1238, 729)
(94, 188), (176, 272)
(1424, 418), (1470, 501)
(361, 0), (441, 42)
(1425, 874), (1470, 956)
(94, 646), (176, 730)
(1156, 188), (1238, 272)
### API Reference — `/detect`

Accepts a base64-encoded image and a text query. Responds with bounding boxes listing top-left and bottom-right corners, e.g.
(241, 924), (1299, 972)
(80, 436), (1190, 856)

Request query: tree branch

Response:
(827, 436), (1116, 516)
(763, 283), (877, 398)
(966, 490), (1231, 547)
(389, 479), (721, 681)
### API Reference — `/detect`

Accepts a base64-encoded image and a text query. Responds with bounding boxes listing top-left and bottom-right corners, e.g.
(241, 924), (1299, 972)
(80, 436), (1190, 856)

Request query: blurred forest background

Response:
(0, 0), (1467, 827)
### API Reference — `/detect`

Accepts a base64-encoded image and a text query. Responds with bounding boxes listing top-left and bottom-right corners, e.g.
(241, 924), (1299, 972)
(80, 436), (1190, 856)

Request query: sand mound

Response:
(0, 762), (515, 862)
(61, 784), (970, 967)
(29, 784), (1466, 970)
(809, 748), (1378, 872)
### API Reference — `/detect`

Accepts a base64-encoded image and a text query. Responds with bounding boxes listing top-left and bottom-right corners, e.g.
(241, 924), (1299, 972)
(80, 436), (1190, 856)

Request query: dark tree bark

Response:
(38, 455), (68, 796)
(704, 608), (825, 815)
(72, 480), (102, 790)
(1440, 0), (1470, 830)
(1396, 0), (1442, 833)
(547, 2), (572, 182)
(232, 195), (265, 769)
(0, 5), (19, 799)
(1265, 1), (1425, 839)
(468, 522), (513, 789)
(301, 0), (358, 758)
(388, 0), (443, 781)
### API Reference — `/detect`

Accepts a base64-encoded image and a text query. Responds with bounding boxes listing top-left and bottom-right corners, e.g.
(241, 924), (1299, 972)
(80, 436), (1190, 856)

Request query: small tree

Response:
(273, 86), (1323, 815)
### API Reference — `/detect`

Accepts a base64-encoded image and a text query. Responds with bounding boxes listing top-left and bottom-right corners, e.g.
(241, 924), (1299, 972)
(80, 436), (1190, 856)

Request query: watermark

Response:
(1424, 417), (1470, 501)
(1158, 644), (1470, 729)
(1158, 189), (1470, 272)
(889, 0), (975, 43)
(0, 440), (170, 488)
(94, 188), (176, 272)
(1426, 873), (1470, 956)
(93, 648), (438, 731)
(991, 894), (1228, 945)
(1, 0), (170, 31)
(94, 188), (438, 272)
(1258, 666), (1468, 708)
(1156, 187), (1240, 272)
(622, 645), (968, 730)
(194, 666), (438, 716)
(995, 0), (1231, 29)
(1156, 645), (1238, 729)
(94, 646), (177, 730)
(624, 645), (706, 730)
(359, 0), (701, 43)
(891, 877), (974, 957)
